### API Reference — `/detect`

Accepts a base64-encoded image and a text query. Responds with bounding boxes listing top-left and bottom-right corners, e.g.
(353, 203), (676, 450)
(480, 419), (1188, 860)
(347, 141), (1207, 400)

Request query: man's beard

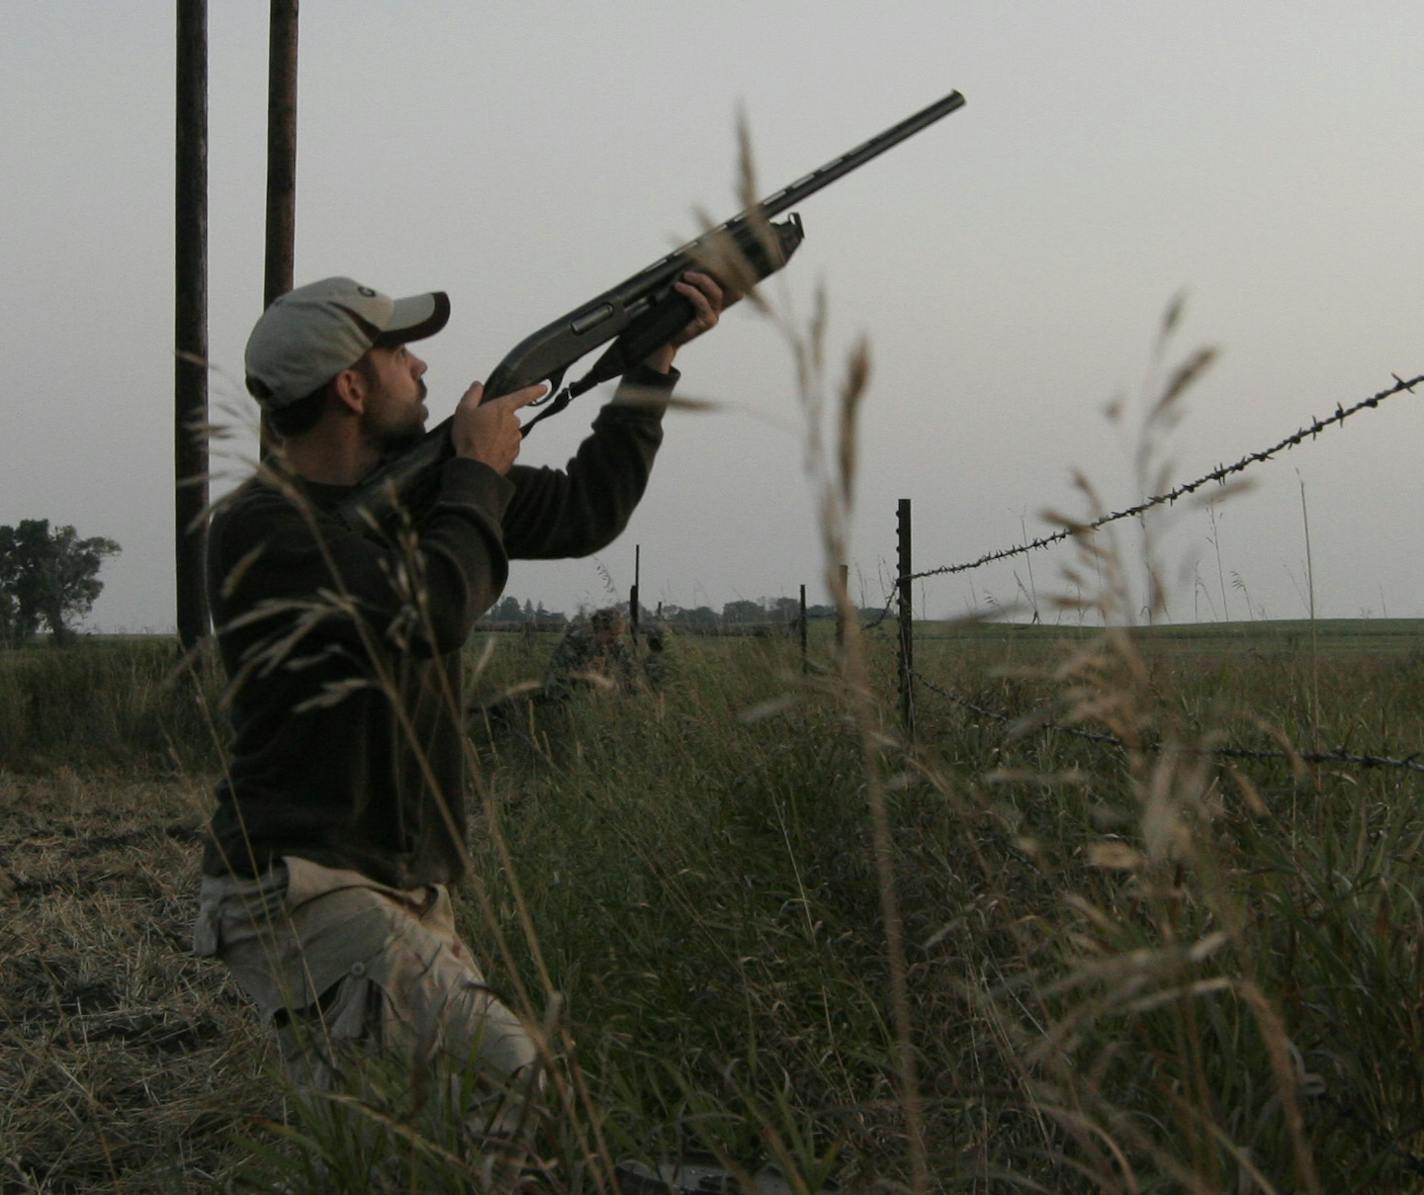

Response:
(366, 381), (428, 458)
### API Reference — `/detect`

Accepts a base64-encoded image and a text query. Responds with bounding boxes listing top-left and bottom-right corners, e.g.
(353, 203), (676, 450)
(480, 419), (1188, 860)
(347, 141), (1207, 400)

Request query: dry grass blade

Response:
(735, 106), (785, 277)
(614, 386), (728, 415)
(1159, 290), (1188, 344)
(810, 281), (829, 376)
(1150, 346), (1218, 421)
(1183, 477), (1254, 508)
(690, 206), (771, 316)
(293, 676), (375, 712)
(219, 541), (269, 601)
(836, 337), (871, 506)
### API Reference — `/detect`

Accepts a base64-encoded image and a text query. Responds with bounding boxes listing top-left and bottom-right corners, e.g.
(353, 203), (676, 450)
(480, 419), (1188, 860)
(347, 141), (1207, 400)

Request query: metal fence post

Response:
(898, 498), (915, 736)
(835, 563), (849, 648)
(629, 543), (641, 639)
(175, 0), (210, 650)
(799, 583), (808, 674)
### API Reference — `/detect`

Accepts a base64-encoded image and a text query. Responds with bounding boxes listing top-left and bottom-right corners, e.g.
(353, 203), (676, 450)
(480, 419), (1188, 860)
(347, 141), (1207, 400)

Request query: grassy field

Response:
(3, 619), (1424, 1191)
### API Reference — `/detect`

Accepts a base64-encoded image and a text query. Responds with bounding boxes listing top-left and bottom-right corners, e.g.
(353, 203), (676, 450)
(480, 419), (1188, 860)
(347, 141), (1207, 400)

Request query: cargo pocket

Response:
(273, 965), (386, 1092)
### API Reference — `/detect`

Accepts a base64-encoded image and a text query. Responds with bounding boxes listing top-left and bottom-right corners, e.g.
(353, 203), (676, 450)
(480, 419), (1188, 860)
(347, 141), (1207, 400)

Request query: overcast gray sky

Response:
(4, 3), (1422, 630)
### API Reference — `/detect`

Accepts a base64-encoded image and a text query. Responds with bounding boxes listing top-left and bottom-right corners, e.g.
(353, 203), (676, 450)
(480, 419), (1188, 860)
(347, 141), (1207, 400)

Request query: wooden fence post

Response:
(898, 498), (915, 736)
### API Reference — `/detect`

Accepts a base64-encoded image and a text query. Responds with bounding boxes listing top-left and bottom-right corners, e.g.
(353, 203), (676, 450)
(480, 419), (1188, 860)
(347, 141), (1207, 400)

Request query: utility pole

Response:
(261, 0), (300, 457)
(174, 0), (209, 650)
(264, 1), (299, 307)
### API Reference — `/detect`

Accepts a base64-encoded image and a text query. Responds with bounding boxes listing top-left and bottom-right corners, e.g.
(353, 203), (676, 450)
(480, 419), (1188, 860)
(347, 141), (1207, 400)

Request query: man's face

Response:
(359, 344), (429, 452)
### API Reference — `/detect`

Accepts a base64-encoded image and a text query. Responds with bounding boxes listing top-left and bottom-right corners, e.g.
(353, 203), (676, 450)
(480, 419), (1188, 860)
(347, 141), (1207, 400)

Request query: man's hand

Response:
(644, 271), (736, 373)
(451, 380), (548, 474)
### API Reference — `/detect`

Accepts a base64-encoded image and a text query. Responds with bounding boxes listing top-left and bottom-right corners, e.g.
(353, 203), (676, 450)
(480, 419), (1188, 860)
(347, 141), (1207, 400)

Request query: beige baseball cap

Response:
(244, 276), (450, 409)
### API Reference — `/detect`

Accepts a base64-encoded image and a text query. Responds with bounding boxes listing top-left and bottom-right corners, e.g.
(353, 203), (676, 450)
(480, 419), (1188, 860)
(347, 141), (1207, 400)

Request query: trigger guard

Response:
(527, 367), (569, 407)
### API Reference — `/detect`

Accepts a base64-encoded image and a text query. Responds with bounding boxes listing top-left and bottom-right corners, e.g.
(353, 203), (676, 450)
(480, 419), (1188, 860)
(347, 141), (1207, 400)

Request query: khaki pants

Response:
(193, 855), (541, 1146)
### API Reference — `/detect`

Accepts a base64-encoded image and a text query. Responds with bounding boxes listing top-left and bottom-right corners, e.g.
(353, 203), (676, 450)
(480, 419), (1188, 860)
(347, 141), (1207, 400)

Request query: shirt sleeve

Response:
(501, 364), (679, 561)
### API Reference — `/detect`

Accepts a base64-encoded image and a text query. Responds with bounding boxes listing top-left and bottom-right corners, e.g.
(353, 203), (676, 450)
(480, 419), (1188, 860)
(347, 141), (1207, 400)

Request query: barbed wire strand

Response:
(864, 372), (1421, 629)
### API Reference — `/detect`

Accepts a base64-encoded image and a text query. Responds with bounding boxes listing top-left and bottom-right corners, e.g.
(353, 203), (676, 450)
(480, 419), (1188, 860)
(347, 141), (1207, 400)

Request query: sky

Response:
(4, 3), (1422, 631)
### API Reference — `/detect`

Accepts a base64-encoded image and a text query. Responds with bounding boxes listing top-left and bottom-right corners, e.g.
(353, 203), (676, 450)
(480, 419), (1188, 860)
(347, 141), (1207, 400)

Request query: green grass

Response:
(0, 637), (222, 774)
(4, 624), (1424, 1191)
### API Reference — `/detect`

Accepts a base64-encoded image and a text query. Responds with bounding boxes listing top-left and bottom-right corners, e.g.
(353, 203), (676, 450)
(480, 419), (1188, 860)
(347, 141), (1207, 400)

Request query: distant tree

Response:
(532, 601), (567, 625)
(770, 596), (800, 623)
(672, 605), (718, 626)
(721, 599), (763, 624)
(0, 585), (19, 647)
(490, 595), (524, 622)
(0, 519), (121, 646)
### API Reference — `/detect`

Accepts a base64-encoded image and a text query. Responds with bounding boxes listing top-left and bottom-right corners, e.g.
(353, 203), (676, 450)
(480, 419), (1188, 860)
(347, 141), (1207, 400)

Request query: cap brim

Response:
(374, 291), (451, 348)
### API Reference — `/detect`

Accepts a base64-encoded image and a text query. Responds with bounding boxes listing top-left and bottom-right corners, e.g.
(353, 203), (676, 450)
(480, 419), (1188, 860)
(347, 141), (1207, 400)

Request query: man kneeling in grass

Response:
(193, 272), (727, 1162)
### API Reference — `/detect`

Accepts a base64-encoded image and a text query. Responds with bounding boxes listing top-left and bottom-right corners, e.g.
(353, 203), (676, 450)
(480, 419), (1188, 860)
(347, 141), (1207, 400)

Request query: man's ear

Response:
(329, 366), (368, 416)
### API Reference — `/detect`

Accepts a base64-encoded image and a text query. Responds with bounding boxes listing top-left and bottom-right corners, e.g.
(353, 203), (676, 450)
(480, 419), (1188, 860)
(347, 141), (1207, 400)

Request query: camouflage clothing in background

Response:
(541, 608), (676, 702)
(639, 623), (673, 690)
(542, 607), (637, 701)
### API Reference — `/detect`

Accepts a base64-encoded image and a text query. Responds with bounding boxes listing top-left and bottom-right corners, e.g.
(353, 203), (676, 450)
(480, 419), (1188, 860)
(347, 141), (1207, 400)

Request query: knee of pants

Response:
(441, 980), (542, 1083)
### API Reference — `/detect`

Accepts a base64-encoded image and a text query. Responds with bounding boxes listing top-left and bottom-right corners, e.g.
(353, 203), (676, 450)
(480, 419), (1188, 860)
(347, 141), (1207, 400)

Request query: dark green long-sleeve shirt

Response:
(203, 369), (674, 887)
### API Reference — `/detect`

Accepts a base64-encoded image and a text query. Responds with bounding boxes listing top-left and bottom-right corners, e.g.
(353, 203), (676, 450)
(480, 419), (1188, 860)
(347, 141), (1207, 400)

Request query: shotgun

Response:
(344, 90), (965, 525)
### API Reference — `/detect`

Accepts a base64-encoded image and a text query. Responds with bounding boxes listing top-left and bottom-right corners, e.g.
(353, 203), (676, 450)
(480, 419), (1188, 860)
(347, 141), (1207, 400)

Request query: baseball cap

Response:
(244, 276), (450, 409)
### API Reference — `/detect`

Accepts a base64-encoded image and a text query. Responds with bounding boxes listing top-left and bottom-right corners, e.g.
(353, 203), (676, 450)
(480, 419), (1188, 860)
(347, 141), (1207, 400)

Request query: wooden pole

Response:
(264, 1), (299, 307)
(261, 0), (299, 457)
(897, 498), (915, 736)
(174, 0), (210, 649)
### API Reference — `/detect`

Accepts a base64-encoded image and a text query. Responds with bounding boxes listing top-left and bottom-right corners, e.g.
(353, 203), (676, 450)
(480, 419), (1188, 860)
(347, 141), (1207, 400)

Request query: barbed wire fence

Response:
(879, 370), (1424, 1176)
(879, 370), (1423, 769)
(865, 371), (1422, 631)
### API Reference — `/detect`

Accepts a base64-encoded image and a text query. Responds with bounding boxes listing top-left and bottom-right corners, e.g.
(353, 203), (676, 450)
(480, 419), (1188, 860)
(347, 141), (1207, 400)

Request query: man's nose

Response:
(411, 354), (427, 377)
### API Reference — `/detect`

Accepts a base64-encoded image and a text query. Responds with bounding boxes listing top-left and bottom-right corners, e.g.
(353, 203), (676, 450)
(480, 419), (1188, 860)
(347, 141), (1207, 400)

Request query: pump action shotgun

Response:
(343, 90), (965, 525)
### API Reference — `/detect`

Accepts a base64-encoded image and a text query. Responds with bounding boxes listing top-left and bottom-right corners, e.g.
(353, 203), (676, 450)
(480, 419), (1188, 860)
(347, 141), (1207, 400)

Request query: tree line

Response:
(0, 518), (874, 646)
(483, 594), (881, 627)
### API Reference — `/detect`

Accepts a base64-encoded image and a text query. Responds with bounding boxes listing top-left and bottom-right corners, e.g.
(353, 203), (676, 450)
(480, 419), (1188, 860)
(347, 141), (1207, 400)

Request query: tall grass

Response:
(0, 638), (222, 773)
(5, 615), (1424, 1189)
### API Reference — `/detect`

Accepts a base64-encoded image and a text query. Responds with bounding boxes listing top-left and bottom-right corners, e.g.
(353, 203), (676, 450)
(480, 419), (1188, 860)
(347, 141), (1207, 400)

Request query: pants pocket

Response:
(274, 972), (383, 1091)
